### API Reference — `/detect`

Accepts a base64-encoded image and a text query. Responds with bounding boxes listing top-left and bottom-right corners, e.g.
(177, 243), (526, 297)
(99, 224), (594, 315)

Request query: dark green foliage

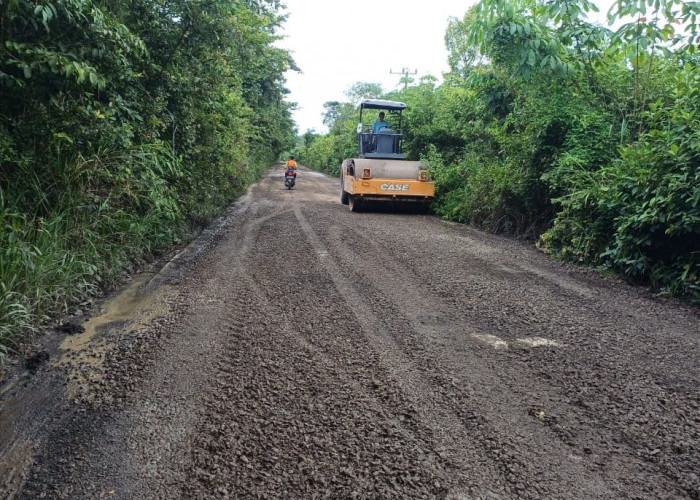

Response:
(0, 0), (296, 352)
(398, 76), (468, 166)
(425, 0), (700, 299)
(297, 125), (356, 176)
(542, 63), (700, 299)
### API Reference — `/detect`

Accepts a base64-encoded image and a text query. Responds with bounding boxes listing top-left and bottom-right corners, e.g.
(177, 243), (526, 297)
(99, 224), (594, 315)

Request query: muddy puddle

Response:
(0, 270), (167, 498)
(58, 271), (177, 402)
(61, 272), (154, 356)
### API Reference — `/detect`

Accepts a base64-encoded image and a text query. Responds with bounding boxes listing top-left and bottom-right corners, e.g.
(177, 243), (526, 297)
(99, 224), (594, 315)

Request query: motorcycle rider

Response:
(285, 155), (297, 179)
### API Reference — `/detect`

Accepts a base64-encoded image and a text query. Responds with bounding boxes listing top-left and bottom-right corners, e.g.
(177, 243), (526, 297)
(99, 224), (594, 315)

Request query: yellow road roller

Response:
(340, 99), (434, 212)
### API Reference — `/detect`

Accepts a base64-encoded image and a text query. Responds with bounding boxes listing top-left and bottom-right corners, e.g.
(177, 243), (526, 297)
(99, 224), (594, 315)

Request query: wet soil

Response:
(1, 166), (699, 499)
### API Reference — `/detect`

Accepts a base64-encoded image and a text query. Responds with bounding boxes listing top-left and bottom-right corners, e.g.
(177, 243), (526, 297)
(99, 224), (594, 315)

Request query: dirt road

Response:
(2, 166), (699, 499)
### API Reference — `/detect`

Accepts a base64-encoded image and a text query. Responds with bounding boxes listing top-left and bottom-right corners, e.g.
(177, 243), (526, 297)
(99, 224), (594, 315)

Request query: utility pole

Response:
(390, 67), (417, 90)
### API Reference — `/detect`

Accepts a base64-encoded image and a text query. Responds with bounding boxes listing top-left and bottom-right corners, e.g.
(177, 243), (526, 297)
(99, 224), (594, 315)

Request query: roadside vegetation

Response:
(0, 0), (296, 356)
(296, 0), (699, 302)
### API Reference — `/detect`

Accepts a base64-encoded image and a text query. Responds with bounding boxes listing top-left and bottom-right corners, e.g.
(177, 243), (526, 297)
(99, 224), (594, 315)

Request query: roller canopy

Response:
(359, 99), (407, 111)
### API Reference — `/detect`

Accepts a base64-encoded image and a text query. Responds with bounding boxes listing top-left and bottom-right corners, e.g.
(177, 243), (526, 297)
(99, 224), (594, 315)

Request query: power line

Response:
(390, 67), (417, 90)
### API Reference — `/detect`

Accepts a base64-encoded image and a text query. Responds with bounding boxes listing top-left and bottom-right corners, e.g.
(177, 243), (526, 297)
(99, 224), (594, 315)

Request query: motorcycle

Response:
(284, 166), (296, 189)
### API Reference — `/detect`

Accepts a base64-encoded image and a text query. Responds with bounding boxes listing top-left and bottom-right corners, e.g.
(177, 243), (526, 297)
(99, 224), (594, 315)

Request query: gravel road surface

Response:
(1, 166), (698, 499)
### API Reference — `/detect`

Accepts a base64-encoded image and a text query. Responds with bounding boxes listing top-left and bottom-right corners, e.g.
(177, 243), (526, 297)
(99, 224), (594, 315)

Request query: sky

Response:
(276, 0), (615, 134)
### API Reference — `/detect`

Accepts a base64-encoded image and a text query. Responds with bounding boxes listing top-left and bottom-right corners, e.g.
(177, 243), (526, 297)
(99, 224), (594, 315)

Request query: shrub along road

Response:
(1, 166), (699, 499)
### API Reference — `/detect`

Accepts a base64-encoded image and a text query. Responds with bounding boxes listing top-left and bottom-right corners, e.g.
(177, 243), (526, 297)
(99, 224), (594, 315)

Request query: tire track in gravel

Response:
(8, 166), (698, 500)
(293, 206), (509, 498)
(286, 169), (697, 499)
(17, 192), (276, 499)
(297, 208), (626, 500)
(306, 204), (699, 499)
(91, 196), (286, 498)
(184, 207), (454, 498)
(369, 222), (700, 499)
(180, 169), (489, 497)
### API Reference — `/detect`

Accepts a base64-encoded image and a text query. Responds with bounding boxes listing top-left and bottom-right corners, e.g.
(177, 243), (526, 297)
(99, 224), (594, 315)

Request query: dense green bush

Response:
(0, 0), (296, 353)
(542, 64), (700, 298)
(300, 133), (352, 176)
(297, 115), (357, 175)
(432, 0), (698, 298)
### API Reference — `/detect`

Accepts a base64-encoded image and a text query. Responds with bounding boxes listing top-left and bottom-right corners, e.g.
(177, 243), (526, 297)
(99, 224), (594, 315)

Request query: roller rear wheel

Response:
(348, 195), (363, 212)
